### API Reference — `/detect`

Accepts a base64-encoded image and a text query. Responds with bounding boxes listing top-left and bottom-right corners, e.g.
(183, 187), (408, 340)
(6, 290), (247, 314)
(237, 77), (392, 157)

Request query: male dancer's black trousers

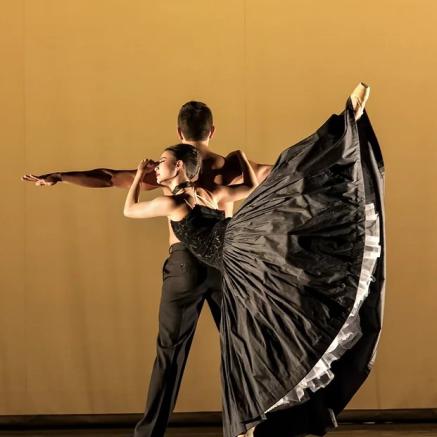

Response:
(134, 242), (222, 437)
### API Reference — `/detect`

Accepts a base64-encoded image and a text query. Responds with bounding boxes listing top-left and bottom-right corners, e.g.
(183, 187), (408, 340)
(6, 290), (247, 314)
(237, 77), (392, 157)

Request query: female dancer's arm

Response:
(212, 150), (259, 203)
(123, 159), (178, 219)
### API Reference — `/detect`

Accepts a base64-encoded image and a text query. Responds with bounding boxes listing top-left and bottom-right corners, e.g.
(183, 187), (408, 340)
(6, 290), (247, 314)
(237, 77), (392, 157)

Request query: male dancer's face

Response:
(155, 151), (179, 185)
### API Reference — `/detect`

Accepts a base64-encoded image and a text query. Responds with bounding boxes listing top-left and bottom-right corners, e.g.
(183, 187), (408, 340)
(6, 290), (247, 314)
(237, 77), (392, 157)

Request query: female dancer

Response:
(124, 83), (385, 437)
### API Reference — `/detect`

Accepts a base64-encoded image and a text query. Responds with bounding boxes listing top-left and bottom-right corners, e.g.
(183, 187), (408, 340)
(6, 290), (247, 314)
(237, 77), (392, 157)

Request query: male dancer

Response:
(22, 101), (272, 437)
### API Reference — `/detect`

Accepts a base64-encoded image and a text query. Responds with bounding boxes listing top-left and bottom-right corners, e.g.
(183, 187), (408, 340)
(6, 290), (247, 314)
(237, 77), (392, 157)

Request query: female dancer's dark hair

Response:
(164, 143), (201, 180)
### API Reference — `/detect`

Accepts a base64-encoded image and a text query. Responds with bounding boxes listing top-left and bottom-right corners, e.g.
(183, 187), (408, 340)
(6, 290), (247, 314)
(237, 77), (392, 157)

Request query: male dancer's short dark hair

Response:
(177, 101), (213, 141)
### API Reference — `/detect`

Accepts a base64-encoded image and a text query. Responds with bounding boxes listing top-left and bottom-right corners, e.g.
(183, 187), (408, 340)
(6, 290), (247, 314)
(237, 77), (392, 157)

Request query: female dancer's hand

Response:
(137, 159), (157, 174)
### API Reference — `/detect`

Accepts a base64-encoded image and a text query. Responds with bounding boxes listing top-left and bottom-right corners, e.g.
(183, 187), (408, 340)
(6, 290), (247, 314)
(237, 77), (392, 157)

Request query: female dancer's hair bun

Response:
(164, 143), (201, 180)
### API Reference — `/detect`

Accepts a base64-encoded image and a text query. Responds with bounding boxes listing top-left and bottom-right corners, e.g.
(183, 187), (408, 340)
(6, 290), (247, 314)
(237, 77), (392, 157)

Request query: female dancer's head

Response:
(155, 143), (201, 187)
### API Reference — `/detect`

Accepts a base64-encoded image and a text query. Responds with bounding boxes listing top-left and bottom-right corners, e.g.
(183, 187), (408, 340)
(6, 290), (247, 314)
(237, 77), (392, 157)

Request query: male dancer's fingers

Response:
(21, 174), (39, 183)
(22, 174), (52, 186)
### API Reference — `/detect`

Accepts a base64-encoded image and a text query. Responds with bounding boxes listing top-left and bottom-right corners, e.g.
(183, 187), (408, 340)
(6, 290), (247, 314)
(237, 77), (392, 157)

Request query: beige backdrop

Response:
(1, 0), (437, 415)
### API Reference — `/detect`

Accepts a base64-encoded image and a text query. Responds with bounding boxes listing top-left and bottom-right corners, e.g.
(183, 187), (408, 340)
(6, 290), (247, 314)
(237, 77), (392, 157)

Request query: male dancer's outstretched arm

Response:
(21, 153), (271, 190)
(21, 161), (160, 190)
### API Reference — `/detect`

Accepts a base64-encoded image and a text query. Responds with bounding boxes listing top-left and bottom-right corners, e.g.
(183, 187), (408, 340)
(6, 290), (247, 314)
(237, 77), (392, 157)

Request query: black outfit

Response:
(134, 243), (222, 437)
(171, 101), (385, 437)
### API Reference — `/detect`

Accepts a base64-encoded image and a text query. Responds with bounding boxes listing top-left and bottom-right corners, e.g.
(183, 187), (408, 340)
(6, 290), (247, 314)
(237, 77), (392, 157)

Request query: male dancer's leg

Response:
(134, 243), (220, 437)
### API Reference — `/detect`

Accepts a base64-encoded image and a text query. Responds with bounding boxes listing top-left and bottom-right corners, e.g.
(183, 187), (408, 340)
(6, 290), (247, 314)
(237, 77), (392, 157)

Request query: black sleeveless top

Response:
(170, 204), (230, 271)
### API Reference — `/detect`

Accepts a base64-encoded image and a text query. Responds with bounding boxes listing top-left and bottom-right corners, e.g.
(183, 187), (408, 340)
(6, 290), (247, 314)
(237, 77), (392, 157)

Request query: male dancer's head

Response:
(177, 101), (215, 145)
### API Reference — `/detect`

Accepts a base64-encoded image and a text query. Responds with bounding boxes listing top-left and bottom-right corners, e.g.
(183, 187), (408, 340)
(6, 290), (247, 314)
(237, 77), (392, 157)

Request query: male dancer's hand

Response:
(21, 173), (62, 186)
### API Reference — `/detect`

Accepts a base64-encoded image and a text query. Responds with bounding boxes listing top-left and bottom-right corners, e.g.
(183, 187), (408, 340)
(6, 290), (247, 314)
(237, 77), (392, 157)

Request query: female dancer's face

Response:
(155, 151), (179, 185)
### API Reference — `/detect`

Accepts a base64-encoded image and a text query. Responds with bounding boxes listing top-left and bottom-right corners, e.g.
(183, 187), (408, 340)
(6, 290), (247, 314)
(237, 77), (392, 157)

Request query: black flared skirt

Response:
(220, 101), (385, 437)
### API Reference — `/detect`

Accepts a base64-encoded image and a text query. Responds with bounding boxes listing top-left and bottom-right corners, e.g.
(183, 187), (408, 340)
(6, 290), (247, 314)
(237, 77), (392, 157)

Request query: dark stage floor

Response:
(1, 424), (437, 437)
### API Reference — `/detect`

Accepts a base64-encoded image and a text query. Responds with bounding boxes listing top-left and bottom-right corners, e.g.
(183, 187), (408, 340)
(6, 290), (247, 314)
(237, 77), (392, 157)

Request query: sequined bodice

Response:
(170, 205), (230, 271)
